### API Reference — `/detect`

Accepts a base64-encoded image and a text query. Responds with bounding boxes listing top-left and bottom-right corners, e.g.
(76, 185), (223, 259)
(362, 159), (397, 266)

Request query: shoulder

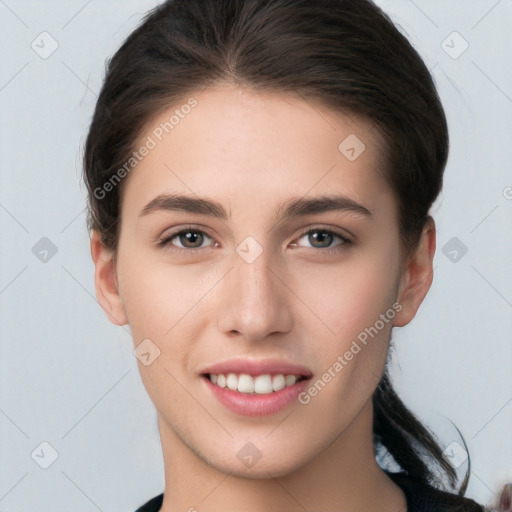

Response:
(386, 471), (486, 512)
(134, 493), (163, 512)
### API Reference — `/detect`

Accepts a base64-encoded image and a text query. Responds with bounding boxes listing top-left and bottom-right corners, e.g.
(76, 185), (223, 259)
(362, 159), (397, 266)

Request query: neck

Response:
(158, 400), (407, 512)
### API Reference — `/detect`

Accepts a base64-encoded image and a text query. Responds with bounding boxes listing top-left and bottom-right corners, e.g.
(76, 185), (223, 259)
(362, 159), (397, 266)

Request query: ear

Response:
(90, 230), (128, 326)
(392, 217), (436, 327)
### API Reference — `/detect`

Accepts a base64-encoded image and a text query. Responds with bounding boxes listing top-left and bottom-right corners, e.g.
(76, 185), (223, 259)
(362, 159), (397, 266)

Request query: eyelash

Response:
(156, 225), (352, 255)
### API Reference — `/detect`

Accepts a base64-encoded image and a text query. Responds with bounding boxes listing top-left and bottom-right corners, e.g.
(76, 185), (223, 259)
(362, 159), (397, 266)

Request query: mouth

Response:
(203, 372), (309, 395)
(199, 359), (313, 417)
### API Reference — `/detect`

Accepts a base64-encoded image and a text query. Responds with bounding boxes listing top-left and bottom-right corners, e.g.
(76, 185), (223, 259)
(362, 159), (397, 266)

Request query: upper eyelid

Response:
(158, 225), (214, 242)
(296, 226), (352, 241)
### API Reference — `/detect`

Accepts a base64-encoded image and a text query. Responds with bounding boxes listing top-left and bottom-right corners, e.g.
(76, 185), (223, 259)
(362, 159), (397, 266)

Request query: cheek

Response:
(292, 255), (400, 424)
(117, 246), (218, 341)
(292, 251), (401, 344)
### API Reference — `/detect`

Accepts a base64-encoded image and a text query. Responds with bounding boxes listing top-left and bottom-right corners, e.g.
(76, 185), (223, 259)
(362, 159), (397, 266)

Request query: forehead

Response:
(122, 84), (393, 221)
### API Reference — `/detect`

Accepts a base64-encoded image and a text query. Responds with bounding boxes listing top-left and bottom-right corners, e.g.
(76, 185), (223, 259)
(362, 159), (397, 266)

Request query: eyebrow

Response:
(138, 193), (372, 221)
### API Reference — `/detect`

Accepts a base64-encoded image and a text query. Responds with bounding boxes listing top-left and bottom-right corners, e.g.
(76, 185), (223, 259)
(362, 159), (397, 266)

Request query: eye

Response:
(157, 227), (215, 251)
(292, 227), (352, 253)
(156, 226), (352, 254)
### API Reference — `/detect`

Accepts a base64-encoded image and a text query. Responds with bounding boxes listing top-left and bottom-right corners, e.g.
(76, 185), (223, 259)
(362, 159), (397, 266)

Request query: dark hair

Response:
(82, 0), (482, 506)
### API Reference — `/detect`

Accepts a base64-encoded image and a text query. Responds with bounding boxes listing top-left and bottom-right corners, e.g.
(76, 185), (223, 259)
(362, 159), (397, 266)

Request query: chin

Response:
(198, 439), (311, 479)
(218, 457), (304, 480)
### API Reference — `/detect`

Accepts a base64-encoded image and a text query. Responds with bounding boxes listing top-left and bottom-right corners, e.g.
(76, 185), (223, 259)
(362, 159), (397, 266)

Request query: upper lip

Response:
(200, 358), (313, 378)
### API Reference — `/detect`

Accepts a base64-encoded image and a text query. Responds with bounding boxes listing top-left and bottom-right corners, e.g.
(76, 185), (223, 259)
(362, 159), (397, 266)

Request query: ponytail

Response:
(373, 370), (468, 493)
(496, 484), (512, 511)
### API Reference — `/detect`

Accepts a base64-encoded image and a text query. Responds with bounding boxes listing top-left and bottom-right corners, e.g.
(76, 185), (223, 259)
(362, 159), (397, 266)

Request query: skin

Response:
(90, 83), (436, 512)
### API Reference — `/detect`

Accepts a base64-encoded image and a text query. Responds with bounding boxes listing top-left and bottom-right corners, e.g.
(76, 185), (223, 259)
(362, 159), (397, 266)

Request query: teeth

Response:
(226, 373), (238, 391)
(272, 374), (286, 391)
(208, 373), (301, 394)
(237, 374), (254, 393)
(254, 374), (273, 394)
(285, 375), (296, 386)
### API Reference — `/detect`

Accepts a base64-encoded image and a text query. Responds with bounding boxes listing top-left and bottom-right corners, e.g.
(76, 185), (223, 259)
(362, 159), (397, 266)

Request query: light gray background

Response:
(0, 1), (510, 510)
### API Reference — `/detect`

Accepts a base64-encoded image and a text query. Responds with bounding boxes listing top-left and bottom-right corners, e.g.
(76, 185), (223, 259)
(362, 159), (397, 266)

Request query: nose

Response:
(217, 245), (293, 343)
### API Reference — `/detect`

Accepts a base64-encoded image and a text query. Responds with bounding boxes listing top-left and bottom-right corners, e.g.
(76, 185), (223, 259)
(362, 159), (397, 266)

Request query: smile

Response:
(207, 373), (305, 394)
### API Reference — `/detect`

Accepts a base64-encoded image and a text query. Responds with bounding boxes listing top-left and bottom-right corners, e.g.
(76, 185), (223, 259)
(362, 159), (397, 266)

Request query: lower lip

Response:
(203, 376), (310, 417)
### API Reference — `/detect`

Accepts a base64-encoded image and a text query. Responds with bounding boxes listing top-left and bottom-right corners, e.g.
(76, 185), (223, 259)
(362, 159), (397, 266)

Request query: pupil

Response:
(183, 231), (202, 247)
(311, 231), (331, 247)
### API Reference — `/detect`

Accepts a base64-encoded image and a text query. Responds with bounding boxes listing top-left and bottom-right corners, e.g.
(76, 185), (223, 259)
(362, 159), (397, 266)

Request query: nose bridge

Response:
(237, 245), (274, 303)
(218, 239), (292, 340)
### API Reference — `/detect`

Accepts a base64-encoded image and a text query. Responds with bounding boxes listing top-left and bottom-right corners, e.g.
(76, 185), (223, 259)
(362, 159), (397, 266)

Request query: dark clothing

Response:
(135, 493), (163, 512)
(134, 470), (485, 511)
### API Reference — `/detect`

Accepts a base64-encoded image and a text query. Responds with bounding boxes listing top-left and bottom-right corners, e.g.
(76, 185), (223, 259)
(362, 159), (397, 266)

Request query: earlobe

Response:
(392, 217), (436, 327)
(90, 230), (129, 326)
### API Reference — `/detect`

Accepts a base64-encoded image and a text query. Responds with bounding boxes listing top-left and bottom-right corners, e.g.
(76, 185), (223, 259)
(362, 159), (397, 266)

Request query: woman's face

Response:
(92, 84), (432, 478)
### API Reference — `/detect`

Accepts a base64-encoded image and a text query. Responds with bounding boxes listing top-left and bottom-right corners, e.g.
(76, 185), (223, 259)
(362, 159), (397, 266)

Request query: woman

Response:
(82, 0), (505, 510)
